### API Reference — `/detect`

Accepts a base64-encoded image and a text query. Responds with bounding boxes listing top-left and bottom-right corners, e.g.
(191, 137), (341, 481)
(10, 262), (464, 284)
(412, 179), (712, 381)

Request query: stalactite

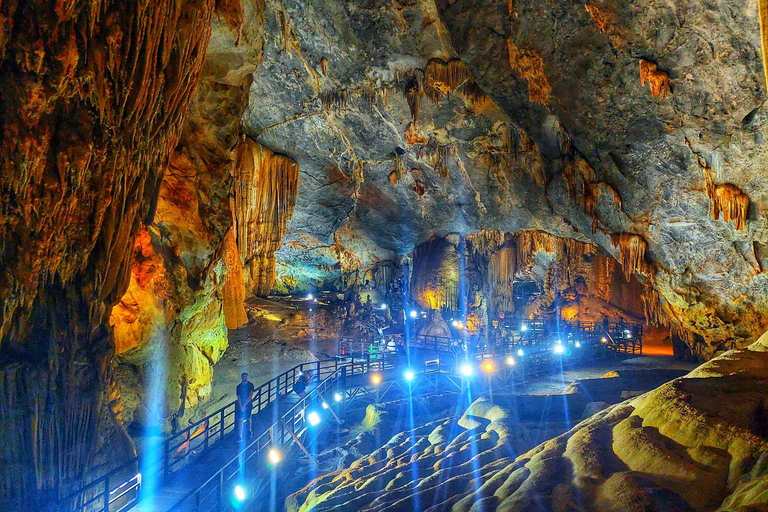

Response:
(490, 244), (517, 314)
(0, 0), (214, 505)
(639, 59), (669, 99)
(759, 0), (768, 92)
(423, 58), (471, 104)
(610, 233), (651, 282)
(234, 137), (300, 296)
(506, 38), (552, 104)
(466, 230), (512, 256)
(584, 183), (599, 234)
(459, 79), (493, 107)
(642, 283), (668, 327)
(221, 227), (248, 329)
(709, 183), (749, 230)
(320, 89), (350, 110)
(391, 153), (406, 183)
(515, 230), (560, 271)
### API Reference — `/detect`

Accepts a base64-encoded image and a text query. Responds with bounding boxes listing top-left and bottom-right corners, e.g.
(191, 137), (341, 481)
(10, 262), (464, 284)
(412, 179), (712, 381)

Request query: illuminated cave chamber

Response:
(403, 230), (660, 348)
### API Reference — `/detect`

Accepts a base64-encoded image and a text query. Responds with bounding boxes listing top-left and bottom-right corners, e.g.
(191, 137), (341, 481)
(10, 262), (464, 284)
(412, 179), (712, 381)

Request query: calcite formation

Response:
(234, 137), (300, 296)
(639, 59), (670, 99)
(0, 0), (215, 505)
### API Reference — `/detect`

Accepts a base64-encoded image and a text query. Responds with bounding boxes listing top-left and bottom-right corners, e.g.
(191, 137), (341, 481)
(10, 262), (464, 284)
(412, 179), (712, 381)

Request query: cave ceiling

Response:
(231, 0), (768, 353)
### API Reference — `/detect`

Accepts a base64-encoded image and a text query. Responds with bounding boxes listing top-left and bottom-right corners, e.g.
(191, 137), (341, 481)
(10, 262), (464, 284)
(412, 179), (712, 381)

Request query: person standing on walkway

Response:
(236, 372), (255, 440)
(293, 370), (311, 399)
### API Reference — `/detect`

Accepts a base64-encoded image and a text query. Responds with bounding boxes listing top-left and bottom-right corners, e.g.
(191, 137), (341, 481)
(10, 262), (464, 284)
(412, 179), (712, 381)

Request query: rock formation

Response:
(0, 0), (215, 505)
(5, 0), (768, 507)
(287, 339), (768, 511)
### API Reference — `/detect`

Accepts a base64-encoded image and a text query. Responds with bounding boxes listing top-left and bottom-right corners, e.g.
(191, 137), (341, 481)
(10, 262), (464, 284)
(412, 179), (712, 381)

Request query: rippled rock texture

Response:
(287, 341), (768, 511)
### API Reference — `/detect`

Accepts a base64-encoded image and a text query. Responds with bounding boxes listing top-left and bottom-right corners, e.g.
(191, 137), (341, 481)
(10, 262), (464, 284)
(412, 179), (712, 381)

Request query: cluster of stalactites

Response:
(562, 154), (622, 234)
(233, 137), (300, 295)
(704, 172), (749, 230)
(642, 284), (669, 327)
(466, 230), (513, 256)
(490, 244), (517, 313)
(639, 59), (669, 99)
(399, 58), (493, 122)
(610, 233), (653, 282)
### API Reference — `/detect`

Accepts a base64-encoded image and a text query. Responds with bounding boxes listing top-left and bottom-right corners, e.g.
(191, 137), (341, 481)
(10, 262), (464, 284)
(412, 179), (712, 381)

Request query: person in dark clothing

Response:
(236, 372), (255, 440)
(293, 370), (311, 399)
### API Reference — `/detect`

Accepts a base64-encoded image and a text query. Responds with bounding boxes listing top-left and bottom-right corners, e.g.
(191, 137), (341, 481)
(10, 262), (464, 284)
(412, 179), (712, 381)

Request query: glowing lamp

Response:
(520, 324), (527, 332)
(307, 294), (314, 300)
(234, 485), (246, 501)
(601, 337), (607, 342)
(452, 320), (459, 327)
(554, 344), (565, 355)
(575, 341), (581, 348)
(405, 370), (415, 381)
(506, 356), (515, 366)
(333, 392), (343, 402)
(482, 362), (494, 373)
(409, 310), (418, 318)
(556, 340), (562, 344)
(268, 448), (281, 465)
(381, 304), (388, 310)
(371, 374), (382, 385)
(321, 402), (329, 409)
(517, 349), (524, 357)
(307, 411), (321, 426)
(460, 363), (473, 377)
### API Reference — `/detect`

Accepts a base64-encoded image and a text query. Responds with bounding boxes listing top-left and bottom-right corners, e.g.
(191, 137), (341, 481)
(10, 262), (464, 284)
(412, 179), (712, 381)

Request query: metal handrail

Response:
(165, 356), (398, 512)
(58, 358), (343, 512)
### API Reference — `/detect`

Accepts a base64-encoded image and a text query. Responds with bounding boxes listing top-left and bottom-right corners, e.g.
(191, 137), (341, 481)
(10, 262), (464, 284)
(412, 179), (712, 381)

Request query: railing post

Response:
(103, 475), (110, 512)
(164, 438), (170, 480)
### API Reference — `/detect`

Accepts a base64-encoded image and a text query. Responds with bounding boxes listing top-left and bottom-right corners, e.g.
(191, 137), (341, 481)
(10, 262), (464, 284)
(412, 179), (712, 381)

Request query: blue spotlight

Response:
(460, 363), (473, 377)
(409, 310), (418, 318)
(517, 349), (524, 357)
(554, 344), (565, 355)
(405, 370), (415, 381)
(307, 411), (321, 426)
(234, 485), (246, 501)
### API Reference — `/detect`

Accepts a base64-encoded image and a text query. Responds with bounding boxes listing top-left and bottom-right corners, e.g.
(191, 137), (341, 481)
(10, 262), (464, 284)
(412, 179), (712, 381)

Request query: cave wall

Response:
(0, 0), (216, 505)
(109, 0), (266, 428)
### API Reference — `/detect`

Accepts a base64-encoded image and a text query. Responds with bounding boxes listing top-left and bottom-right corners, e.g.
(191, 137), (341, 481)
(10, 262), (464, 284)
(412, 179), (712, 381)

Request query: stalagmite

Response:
(221, 227), (248, 329)
(610, 233), (651, 281)
(639, 59), (669, 99)
(234, 137), (300, 296)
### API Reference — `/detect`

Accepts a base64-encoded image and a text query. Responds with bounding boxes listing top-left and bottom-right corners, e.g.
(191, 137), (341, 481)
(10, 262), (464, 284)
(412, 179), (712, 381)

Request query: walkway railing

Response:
(58, 358), (354, 512)
(164, 356), (398, 512)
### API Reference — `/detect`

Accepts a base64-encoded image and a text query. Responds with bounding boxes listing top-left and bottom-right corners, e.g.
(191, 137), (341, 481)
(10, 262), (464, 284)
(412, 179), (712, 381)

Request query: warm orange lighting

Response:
(371, 374), (381, 385)
(482, 362), (494, 373)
